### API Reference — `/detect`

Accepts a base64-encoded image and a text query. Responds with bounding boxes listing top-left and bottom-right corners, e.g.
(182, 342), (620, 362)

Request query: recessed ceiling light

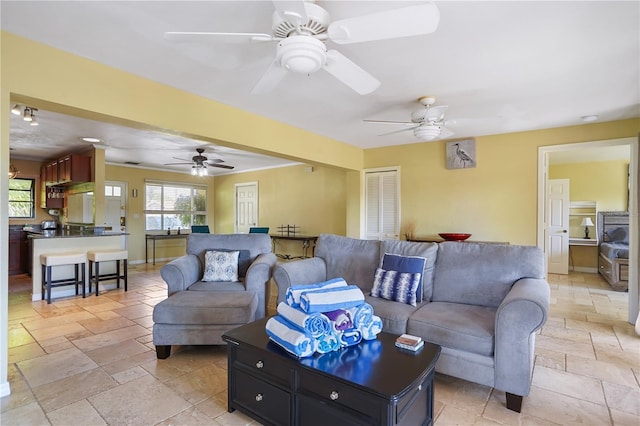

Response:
(581, 115), (598, 123)
(82, 137), (102, 143)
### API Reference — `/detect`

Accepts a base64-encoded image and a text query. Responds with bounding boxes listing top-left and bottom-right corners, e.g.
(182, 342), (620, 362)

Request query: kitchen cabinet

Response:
(40, 166), (63, 209)
(9, 226), (28, 275)
(42, 154), (91, 187)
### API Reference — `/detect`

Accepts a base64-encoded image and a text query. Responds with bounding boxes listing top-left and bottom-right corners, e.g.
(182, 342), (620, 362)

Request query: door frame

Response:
(537, 137), (638, 324)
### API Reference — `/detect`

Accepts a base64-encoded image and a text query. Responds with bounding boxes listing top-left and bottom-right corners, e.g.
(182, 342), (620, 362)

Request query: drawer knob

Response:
(256, 360), (264, 369)
(255, 393), (263, 402)
(330, 391), (339, 400)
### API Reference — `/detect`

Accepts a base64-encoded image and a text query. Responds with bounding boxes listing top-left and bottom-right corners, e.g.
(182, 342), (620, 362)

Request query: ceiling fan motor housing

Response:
(271, 2), (330, 38)
(277, 36), (327, 74)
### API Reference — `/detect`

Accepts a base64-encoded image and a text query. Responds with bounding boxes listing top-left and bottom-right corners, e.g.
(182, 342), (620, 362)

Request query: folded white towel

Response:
(276, 302), (331, 338)
(265, 316), (317, 358)
(285, 278), (348, 307)
(299, 285), (365, 313)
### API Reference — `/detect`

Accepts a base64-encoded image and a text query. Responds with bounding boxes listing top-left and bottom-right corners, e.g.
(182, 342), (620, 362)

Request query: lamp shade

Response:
(580, 217), (595, 227)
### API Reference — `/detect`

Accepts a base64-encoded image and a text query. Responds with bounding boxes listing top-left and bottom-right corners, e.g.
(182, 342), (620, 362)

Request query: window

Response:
(9, 178), (35, 219)
(144, 181), (207, 231)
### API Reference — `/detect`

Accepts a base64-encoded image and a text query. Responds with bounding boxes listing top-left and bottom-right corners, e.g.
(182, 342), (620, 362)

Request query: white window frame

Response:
(144, 180), (207, 232)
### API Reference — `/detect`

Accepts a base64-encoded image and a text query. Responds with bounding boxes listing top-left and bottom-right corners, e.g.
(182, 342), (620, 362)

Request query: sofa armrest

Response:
(272, 257), (328, 304)
(245, 252), (278, 319)
(160, 254), (201, 296)
(495, 277), (550, 396)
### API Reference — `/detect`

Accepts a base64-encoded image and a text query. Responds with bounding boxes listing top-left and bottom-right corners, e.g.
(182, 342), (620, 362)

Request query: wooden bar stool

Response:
(40, 252), (87, 304)
(87, 249), (128, 296)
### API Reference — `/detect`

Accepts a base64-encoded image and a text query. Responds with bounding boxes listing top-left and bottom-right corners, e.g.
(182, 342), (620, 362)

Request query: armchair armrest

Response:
(272, 257), (328, 305)
(160, 254), (201, 296)
(495, 277), (550, 396)
(245, 252), (278, 319)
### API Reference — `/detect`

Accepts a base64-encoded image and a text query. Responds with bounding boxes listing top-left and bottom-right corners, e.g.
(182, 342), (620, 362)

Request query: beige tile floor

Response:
(2, 265), (639, 425)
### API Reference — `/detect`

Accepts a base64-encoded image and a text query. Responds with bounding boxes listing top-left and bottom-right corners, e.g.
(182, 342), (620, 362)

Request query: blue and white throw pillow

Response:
(381, 253), (427, 303)
(202, 250), (239, 282)
(370, 267), (422, 306)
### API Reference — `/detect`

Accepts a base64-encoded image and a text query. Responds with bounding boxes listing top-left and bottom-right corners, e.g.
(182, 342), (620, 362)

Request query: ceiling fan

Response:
(164, 1), (440, 95)
(165, 148), (234, 175)
(364, 96), (454, 141)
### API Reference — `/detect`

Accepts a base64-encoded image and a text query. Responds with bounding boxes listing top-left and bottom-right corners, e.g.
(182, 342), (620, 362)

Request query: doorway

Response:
(235, 182), (259, 234)
(537, 137), (638, 323)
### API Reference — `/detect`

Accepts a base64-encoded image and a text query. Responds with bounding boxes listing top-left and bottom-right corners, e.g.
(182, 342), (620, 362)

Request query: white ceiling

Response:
(3, 1), (639, 173)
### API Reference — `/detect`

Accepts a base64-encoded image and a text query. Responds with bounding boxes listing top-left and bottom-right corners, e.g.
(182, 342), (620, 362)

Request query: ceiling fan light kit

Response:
(165, 1), (440, 95)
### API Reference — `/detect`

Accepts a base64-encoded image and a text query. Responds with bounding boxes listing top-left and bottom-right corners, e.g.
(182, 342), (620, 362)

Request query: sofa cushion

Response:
(188, 281), (245, 292)
(153, 291), (258, 325)
(380, 240), (438, 302)
(371, 267), (421, 306)
(408, 301), (496, 357)
(364, 295), (420, 335)
(381, 253), (426, 303)
(203, 250), (239, 281)
(315, 234), (381, 292)
(432, 242), (545, 308)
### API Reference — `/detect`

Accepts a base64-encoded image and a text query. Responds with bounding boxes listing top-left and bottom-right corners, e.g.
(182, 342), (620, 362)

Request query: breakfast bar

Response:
(28, 229), (128, 302)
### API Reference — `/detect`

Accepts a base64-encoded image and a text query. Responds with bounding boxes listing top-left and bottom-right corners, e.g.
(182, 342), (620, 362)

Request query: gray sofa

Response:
(155, 233), (277, 357)
(273, 234), (550, 412)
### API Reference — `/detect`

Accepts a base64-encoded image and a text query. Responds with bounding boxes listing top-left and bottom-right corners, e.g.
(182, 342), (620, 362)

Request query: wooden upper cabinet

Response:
(43, 154), (91, 186)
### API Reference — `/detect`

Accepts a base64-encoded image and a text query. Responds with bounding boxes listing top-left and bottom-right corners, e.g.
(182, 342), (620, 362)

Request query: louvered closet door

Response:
(365, 169), (399, 240)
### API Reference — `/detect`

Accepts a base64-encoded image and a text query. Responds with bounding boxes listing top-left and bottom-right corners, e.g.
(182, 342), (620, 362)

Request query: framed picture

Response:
(446, 139), (476, 169)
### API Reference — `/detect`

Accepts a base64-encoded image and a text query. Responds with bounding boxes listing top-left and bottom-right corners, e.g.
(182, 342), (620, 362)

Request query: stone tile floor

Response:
(1, 265), (639, 425)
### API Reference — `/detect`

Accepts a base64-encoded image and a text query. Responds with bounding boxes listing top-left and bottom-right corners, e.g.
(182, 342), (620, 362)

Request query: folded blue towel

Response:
(316, 332), (341, 354)
(276, 302), (331, 338)
(359, 315), (383, 340)
(285, 278), (348, 307)
(349, 303), (374, 329)
(337, 328), (362, 347)
(299, 285), (365, 313)
(265, 316), (317, 358)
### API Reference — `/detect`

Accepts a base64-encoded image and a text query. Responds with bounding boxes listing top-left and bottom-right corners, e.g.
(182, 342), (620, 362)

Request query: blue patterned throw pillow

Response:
(381, 253), (427, 303)
(202, 250), (239, 282)
(371, 267), (422, 306)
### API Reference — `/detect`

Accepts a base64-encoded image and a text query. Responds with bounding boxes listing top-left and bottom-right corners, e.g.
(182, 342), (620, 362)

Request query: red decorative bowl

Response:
(439, 233), (472, 241)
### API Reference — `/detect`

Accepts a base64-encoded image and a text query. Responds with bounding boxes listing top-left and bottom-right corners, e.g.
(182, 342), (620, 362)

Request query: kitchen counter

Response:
(26, 229), (129, 239)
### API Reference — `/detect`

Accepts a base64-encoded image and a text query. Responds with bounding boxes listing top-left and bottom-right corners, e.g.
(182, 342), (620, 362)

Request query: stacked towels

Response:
(265, 278), (383, 358)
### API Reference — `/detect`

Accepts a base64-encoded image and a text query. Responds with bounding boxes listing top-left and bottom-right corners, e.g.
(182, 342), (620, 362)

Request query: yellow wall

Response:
(214, 165), (346, 257)
(550, 160), (629, 211)
(105, 164), (216, 262)
(364, 121), (640, 246)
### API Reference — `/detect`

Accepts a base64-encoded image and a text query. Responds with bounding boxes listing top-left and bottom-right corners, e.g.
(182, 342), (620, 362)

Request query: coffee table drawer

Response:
(233, 369), (292, 426)
(298, 368), (382, 421)
(236, 345), (291, 381)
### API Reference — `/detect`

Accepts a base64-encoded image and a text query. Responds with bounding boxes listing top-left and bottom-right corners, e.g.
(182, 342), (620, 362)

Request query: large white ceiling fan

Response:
(364, 96), (455, 141)
(164, 1), (440, 95)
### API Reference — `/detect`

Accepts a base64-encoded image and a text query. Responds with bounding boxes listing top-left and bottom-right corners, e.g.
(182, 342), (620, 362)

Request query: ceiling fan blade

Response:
(164, 162), (193, 165)
(272, 1), (308, 25)
(363, 119), (414, 125)
(164, 32), (277, 43)
(378, 125), (420, 137)
(251, 60), (289, 94)
(323, 50), (380, 95)
(328, 3), (440, 45)
(171, 156), (192, 162)
(208, 163), (235, 170)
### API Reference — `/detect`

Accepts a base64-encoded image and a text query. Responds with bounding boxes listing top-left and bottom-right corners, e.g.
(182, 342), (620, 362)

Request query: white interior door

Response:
(235, 182), (258, 233)
(547, 178), (570, 274)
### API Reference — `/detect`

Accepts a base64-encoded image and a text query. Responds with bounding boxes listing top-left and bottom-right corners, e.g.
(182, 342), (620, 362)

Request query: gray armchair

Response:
(153, 233), (277, 358)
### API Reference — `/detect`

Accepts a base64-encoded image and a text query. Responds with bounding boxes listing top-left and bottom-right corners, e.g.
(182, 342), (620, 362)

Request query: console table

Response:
(145, 233), (188, 265)
(270, 234), (318, 259)
(223, 318), (441, 426)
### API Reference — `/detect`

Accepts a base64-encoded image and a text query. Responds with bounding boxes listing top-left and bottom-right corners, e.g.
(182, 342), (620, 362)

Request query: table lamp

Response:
(580, 217), (595, 239)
